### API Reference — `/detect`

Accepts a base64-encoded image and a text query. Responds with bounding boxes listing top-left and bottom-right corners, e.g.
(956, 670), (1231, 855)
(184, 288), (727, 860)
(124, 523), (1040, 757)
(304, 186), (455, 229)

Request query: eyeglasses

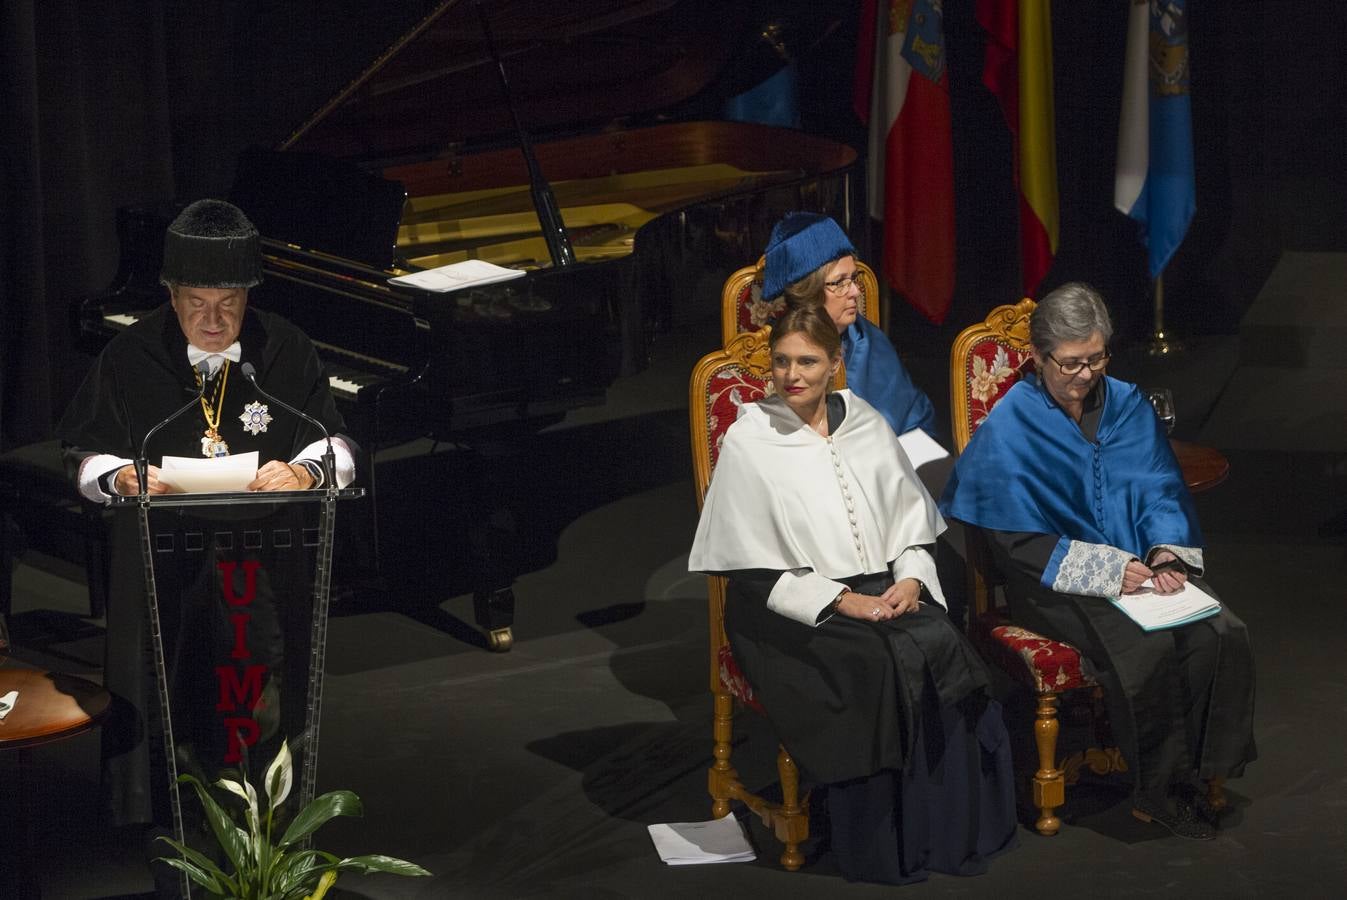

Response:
(823, 272), (864, 294)
(1046, 350), (1110, 376)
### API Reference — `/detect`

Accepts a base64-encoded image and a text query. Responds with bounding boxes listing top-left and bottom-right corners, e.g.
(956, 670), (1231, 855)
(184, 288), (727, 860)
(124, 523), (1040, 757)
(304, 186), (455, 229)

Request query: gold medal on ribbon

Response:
(198, 362), (232, 458)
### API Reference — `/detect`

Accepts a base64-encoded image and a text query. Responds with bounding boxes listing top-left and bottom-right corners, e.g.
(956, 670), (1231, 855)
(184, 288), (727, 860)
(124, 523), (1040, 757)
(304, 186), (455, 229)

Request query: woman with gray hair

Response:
(940, 282), (1255, 840)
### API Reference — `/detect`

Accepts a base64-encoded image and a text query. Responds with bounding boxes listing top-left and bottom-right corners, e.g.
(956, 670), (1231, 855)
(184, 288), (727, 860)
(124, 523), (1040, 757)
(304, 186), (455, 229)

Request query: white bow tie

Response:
(187, 342), (241, 375)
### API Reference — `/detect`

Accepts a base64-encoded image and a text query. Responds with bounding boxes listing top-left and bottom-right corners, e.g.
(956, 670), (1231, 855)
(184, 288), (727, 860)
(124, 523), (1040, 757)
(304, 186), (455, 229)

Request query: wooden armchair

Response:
(719, 256), (881, 345)
(949, 299), (1124, 836)
(689, 327), (849, 870)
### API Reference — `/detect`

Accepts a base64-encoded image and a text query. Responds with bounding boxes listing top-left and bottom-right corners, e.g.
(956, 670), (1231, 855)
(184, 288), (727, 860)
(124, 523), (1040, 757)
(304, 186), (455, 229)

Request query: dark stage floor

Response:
(5, 259), (1347, 899)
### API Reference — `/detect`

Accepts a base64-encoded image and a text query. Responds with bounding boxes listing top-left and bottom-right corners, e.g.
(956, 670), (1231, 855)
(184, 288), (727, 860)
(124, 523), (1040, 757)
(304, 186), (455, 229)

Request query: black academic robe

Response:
(59, 304), (344, 472)
(57, 303), (347, 827)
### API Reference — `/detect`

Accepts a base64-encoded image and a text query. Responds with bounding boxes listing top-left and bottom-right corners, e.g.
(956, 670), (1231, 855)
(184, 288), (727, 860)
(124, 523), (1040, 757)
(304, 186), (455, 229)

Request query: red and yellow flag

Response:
(977, 0), (1059, 296)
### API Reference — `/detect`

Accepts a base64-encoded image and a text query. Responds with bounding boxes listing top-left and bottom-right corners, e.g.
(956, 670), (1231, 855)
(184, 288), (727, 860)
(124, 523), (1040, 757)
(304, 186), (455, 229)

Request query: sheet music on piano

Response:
(388, 259), (526, 293)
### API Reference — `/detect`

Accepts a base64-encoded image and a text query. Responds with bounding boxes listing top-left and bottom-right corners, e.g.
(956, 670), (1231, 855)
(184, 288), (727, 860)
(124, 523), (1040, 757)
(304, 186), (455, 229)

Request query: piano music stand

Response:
(110, 485), (362, 899)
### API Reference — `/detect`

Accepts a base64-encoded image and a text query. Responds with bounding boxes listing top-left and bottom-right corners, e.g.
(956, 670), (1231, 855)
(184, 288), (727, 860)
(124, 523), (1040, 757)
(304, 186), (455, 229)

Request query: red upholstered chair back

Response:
(689, 326), (832, 867)
(950, 299), (1038, 452)
(690, 330), (771, 705)
(947, 299), (1037, 617)
(720, 256), (882, 346)
(689, 328), (848, 702)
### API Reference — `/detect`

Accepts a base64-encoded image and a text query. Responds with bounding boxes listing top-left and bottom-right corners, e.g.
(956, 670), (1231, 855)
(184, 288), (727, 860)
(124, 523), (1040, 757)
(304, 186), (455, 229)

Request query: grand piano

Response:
(78, 0), (861, 650)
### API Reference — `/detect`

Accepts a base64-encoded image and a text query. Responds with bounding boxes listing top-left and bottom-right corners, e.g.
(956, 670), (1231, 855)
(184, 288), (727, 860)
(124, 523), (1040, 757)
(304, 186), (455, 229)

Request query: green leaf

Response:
(158, 855), (226, 895)
(181, 775), (253, 875)
(274, 848), (341, 894)
(154, 836), (236, 893)
(335, 854), (432, 877)
(278, 790), (362, 846)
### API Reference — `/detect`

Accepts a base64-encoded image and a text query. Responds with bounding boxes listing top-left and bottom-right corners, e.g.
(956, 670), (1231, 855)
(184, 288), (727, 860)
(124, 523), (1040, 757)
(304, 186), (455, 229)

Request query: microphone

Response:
(239, 361), (335, 490)
(135, 360), (212, 498)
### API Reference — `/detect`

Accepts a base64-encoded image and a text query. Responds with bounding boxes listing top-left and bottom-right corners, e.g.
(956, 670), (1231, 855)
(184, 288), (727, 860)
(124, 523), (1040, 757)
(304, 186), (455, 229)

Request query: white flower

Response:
(264, 739), (294, 810)
(970, 346), (1014, 403)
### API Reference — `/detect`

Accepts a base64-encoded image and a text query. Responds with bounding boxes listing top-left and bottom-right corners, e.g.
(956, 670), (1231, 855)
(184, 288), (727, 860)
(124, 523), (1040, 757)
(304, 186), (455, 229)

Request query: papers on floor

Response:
(158, 451), (259, 493)
(1111, 579), (1221, 631)
(647, 816), (755, 865)
(387, 259), (526, 293)
(0, 689), (18, 720)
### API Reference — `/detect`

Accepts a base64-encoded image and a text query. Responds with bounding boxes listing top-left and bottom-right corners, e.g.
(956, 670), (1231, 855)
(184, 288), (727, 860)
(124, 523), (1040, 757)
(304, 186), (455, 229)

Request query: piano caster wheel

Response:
(487, 627), (513, 652)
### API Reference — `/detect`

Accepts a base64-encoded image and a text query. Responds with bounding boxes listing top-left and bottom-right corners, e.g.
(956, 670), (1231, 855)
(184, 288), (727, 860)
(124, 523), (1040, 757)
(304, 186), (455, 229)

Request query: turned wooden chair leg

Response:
(776, 744), (805, 871)
(1033, 691), (1064, 836)
(708, 690), (736, 819)
(1206, 776), (1228, 814)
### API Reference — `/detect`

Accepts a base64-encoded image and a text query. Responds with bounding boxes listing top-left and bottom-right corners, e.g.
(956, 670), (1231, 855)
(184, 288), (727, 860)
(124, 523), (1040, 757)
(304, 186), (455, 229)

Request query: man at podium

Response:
(59, 198), (354, 499)
(56, 198), (356, 839)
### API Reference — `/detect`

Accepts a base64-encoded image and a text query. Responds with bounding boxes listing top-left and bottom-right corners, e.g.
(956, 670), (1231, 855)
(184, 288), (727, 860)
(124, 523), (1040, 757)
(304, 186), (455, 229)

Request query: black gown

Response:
(57, 303), (348, 827)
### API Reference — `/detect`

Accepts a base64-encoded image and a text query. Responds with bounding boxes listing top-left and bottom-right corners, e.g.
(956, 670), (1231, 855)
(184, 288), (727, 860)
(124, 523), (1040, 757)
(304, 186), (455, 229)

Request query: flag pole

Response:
(1146, 271), (1183, 356)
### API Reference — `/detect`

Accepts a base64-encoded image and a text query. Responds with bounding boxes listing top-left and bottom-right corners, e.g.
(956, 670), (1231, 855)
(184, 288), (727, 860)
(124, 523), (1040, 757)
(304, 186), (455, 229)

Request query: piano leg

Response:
(474, 587), (515, 652)
(465, 445), (521, 652)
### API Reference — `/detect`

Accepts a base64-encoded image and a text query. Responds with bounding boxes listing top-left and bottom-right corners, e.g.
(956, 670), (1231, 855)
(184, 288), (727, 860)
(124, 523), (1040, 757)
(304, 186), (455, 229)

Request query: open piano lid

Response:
(277, 0), (821, 163)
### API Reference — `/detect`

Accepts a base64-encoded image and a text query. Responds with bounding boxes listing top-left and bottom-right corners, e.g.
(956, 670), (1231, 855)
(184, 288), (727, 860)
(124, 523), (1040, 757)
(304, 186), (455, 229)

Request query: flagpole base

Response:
(1145, 330), (1185, 356)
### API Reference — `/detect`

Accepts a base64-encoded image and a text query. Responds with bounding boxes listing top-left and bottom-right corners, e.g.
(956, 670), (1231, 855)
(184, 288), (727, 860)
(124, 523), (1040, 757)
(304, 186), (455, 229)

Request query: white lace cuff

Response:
(1043, 538), (1132, 597)
(1149, 544), (1204, 576)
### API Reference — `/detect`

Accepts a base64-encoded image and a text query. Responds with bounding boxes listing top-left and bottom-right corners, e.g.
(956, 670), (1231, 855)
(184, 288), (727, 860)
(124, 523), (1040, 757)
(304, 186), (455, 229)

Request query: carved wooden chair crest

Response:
(949, 298), (1126, 836)
(719, 255), (881, 345)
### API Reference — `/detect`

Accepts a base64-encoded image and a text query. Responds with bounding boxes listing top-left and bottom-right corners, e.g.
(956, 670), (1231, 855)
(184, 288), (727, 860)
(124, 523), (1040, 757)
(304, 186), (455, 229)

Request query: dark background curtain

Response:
(3, 0), (1343, 452)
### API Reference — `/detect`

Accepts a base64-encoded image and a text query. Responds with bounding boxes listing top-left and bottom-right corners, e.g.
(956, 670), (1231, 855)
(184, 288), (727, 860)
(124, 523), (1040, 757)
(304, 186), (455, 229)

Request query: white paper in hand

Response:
(647, 816), (755, 865)
(158, 451), (259, 493)
(1111, 579), (1221, 631)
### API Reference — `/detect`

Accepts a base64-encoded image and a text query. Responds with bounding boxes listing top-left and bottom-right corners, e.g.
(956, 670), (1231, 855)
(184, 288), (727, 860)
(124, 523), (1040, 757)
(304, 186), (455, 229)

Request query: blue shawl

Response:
(843, 317), (937, 440)
(939, 375), (1202, 559)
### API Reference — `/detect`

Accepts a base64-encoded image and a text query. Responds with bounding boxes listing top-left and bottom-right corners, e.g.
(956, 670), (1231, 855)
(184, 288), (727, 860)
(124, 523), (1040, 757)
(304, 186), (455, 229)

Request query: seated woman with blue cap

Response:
(762, 212), (937, 441)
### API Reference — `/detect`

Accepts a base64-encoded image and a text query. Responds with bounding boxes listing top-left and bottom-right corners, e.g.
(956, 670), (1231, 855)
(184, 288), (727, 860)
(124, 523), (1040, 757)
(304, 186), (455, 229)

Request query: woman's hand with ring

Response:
(836, 591), (896, 621)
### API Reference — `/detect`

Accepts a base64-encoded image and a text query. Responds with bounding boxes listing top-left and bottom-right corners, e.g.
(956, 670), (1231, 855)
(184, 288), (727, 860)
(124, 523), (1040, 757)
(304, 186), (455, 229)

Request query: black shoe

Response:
(1132, 797), (1216, 840)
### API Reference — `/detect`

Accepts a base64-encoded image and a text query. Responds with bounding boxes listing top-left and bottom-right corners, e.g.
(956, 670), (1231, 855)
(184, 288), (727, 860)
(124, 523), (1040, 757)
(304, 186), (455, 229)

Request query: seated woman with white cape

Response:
(688, 307), (1017, 884)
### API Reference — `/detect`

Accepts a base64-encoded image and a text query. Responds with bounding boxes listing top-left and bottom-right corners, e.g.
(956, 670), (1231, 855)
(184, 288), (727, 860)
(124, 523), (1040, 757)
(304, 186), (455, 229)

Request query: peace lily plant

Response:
(158, 740), (431, 899)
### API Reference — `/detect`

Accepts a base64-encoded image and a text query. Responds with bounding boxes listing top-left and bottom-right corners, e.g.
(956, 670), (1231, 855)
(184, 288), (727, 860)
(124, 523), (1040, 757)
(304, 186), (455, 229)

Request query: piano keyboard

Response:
(101, 312), (405, 401)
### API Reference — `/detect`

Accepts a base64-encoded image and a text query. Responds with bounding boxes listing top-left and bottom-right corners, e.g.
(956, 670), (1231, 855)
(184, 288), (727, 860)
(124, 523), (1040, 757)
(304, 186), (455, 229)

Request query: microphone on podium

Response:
(135, 359), (212, 498)
(239, 362), (336, 489)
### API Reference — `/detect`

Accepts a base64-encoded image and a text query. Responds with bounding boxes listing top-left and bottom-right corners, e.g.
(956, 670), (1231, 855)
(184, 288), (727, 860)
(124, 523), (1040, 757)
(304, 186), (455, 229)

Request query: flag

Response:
(977, 0), (1059, 296)
(854, 0), (956, 325)
(1114, 0), (1196, 278)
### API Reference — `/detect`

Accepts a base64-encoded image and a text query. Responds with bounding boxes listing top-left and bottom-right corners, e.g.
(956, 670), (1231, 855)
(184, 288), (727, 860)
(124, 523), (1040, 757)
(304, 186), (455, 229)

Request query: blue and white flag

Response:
(1114, 0), (1195, 278)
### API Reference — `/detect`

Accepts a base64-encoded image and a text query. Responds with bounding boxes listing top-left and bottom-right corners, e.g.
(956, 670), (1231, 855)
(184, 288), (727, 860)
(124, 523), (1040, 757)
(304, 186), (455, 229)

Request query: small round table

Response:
(0, 666), (111, 899)
(1170, 439), (1231, 493)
